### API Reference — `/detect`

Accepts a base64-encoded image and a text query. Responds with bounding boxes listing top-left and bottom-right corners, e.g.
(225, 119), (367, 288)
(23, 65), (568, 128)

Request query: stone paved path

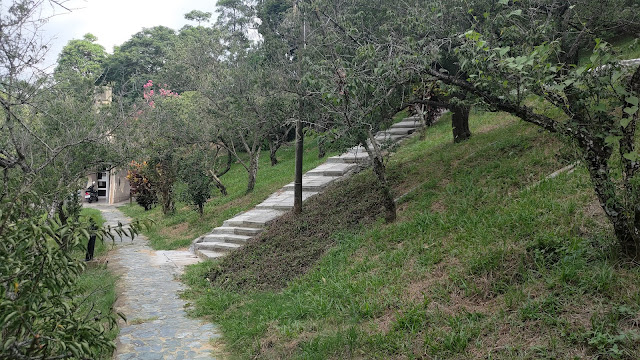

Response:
(86, 203), (219, 360)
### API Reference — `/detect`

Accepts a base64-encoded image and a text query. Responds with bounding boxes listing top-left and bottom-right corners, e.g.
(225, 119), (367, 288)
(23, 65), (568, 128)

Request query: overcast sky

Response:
(42, 0), (218, 69)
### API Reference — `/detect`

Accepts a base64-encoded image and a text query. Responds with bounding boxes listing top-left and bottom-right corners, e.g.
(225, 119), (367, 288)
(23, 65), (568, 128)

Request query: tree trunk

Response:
(269, 140), (280, 166)
(372, 155), (396, 223)
(452, 104), (471, 143)
(582, 145), (640, 257)
(216, 148), (232, 177)
(246, 151), (260, 193)
(208, 170), (228, 196)
(317, 136), (326, 159)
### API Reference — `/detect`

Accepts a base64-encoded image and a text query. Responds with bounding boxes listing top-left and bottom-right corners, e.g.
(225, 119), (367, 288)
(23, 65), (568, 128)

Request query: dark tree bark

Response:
(208, 170), (228, 196)
(269, 140), (280, 166)
(372, 154), (396, 223)
(363, 130), (396, 223)
(216, 147), (233, 177)
(267, 125), (293, 166)
(451, 104), (471, 143)
(246, 151), (260, 193)
(317, 136), (326, 159)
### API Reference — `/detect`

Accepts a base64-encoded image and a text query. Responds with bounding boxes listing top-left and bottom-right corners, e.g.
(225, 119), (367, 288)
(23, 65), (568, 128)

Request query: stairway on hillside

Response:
(192, 116), (423, 260)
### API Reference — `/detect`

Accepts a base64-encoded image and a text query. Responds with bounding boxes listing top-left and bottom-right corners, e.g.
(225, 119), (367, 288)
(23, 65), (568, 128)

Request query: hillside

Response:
(182, 110), (640, 359)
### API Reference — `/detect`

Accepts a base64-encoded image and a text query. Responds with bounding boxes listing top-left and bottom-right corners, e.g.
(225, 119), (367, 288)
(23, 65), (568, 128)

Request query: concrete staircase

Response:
(192, 116), (424, 260)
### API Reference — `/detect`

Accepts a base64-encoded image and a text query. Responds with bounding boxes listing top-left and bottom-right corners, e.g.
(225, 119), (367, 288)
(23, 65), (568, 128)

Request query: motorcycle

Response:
(85, 184), (99, 203)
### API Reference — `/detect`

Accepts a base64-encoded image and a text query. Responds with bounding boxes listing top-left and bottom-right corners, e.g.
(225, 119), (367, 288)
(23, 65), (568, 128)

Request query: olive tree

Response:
(0, 1), (143, 358)
(417, 0), (640, 255)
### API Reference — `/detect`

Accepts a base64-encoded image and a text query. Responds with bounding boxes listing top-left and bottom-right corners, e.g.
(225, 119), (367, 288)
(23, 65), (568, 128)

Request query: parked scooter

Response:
(85, 183), (99, 203)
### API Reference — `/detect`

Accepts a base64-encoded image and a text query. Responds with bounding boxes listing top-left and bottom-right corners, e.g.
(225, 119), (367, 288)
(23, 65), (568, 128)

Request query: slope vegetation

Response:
(183, 111), (640, 359)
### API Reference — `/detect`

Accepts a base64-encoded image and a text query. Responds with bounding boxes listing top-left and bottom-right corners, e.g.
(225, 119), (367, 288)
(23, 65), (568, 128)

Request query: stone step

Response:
(194, 241), (242, 252)
(222, 208), (285, 228)
(374, 133), (406, 142)
(198, 233), (252, 245)
(306, 162), (358, 177)
(327, 151), (370, 164)
(283, 176), (339, 192)
(194, 249), (227, 260)
(255, 190), (318, 210)
(391, 119), (421, 129)
(212, 226), (263, 236)
(386, 127), (415, 136)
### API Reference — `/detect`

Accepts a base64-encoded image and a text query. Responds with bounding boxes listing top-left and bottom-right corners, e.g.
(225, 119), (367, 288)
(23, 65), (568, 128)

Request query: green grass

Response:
(181, 111), (640, 359)
(119, 137), (338, 250)
(579, 34), (640, 65)
(76, 208), (120, 359)
(610, 35), (640, 60)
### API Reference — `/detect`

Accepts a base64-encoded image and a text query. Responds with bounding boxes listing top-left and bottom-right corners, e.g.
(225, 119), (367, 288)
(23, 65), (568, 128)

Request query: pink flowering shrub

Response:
(142, 80), (179, 109)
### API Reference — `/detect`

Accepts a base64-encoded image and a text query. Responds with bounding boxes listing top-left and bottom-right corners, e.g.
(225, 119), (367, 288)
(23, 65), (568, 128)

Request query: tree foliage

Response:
(1, 2), (144, 358)
(54, 33), (107, 83)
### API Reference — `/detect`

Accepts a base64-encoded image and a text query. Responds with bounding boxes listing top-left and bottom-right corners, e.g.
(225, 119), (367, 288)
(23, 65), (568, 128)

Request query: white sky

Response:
(41, 0), (218, 69)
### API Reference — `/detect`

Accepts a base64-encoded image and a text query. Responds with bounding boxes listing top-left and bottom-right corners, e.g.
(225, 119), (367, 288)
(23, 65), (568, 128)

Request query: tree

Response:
(215, 0), (256, 43)
(297, 0), (426, 222)
(0, 2), (143, 358)
(54, 33), (108, 83)
(179, 149), (214, 215)
(417, 0), (640, 255)
(184, 10), (212, 26)
(175, 4), (295, 193)
(102, 26), (177, 98)
(215, 50), (285, 192)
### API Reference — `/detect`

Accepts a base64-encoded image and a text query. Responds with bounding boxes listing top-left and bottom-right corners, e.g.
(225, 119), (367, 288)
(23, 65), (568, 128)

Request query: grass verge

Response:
(76, 208), (120, 359)
(181, 110), (640, 359)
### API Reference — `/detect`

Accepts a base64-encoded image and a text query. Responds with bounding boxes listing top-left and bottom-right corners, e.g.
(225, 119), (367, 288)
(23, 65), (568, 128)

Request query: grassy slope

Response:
(119, 139), (336, 250)
(76, 208), (119, 359)
(611, 36), (640, 60)
(579, 35), (640, 65)
(182, 111), (640, 359)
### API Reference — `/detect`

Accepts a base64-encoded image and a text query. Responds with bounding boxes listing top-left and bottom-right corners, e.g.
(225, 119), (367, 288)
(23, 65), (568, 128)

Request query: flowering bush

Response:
(126, 160), (157, 211)
(142, 79), (179, 109)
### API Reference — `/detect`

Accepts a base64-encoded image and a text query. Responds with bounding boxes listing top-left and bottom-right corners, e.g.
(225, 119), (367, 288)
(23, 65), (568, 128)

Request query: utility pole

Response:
(293, 0), (306, 215)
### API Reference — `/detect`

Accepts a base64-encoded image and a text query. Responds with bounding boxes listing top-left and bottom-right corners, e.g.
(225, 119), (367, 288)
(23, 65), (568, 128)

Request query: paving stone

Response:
(305, 162), (358, 176)
(386, 127), (415, 135)
(222, 208), (286, 228)
(198, 233), (252, 244)
(390, 119), (421, 128)
(255, 190), (319, 210)
(327, 151), (370, 164)
(90, 206), (219, 360)
(212, 226), (263, 236)
(194, 250), (227, 260)
(282, 175), (340, 192)
(374, 133), (406, 142)
(194, 241), (242, 252)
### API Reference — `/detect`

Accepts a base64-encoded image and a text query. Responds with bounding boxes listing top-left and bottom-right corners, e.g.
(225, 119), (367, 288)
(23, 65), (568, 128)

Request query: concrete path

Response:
(192, 116), (424, 259)
(86, 203), (219, 360)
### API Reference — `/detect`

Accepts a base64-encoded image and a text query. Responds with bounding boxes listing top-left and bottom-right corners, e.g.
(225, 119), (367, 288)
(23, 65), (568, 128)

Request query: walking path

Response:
(86, 203), (220, 360)
(192, 116), (424, 259)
